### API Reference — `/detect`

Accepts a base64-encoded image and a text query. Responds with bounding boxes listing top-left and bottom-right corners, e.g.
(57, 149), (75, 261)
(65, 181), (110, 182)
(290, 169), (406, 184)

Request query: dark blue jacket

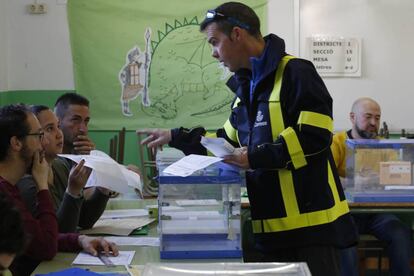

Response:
(170, 34), (357, 250)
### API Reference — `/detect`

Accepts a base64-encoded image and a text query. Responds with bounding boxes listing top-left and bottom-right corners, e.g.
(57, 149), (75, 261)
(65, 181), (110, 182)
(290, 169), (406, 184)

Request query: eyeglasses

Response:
(205, 9), (251, 30)
(24, 132), (45, 141)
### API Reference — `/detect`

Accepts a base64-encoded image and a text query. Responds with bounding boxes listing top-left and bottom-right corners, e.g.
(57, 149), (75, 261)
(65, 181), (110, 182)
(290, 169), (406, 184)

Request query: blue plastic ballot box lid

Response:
(346, 190), (414, 202)
(346, 139), (414, 149)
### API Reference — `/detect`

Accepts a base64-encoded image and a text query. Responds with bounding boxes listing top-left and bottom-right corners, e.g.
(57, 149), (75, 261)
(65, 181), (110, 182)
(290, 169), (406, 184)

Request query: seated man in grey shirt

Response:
(17, 105), (109, 233)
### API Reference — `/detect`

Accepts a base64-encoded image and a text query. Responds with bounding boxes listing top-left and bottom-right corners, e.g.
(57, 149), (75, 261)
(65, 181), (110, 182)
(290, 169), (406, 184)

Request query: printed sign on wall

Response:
(306, 36), (361, 77)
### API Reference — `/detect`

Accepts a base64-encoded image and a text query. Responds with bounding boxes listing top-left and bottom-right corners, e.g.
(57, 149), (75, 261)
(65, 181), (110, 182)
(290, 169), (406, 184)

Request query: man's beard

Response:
(356, 124), (377, 139)
(20, 143), (34, 174)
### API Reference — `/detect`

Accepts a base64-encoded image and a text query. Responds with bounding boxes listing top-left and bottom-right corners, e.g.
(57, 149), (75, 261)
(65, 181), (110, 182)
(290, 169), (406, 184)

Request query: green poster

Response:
(67, 0), (267, 130)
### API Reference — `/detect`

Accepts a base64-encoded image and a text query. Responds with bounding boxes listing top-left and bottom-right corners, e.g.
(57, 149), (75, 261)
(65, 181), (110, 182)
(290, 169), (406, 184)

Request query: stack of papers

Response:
(80, 218), (155, 236)
(103, 236), (159, 246)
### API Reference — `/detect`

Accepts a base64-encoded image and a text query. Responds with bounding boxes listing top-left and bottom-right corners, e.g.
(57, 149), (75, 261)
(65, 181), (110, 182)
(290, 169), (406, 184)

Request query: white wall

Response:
(300, 0), (414, 131)
(0, 0), (8, 91)
(7, 0), (74, 90)
(268, 0), (297, 55)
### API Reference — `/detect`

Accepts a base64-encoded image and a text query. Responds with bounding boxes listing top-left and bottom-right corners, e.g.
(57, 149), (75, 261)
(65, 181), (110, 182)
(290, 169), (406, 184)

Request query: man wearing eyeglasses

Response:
(0, 104), (118, 275)
(138, 2), (357, 275)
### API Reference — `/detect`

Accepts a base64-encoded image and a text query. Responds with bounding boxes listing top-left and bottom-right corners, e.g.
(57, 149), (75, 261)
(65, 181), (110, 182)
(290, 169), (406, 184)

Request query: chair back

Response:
(137, 132), (158, 197)
(109, 127), (126, 164)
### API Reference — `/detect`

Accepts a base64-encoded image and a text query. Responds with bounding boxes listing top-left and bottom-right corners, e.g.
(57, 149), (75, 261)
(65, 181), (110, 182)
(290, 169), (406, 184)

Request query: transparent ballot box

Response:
(157, 162), (242, 259)
(345, 139), (414, 202)
(141, 262), (311, 276)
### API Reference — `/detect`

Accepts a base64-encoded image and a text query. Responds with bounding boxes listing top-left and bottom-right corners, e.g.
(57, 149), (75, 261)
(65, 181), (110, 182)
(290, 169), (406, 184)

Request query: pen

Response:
(97, 252), (115, 267)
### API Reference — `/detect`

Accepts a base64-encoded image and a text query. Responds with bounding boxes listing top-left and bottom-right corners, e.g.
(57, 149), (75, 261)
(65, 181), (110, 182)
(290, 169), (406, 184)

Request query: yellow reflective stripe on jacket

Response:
(252, 161), (349, 233)
(327, 159), (345, 206)
(269, 55), (295, 140)
(269, 56), (295, 102)
(278, 169), (300, 220)
(253, 202), (349, 232)
(205, 131), (217, 138)
(298, 111), (333, 133)
(223, 119), (238, 144)
(254, 200), (349, 232)
(280, 127), (307, 169)
(269, 102), (284, 141)
(222, 97), (241, 144)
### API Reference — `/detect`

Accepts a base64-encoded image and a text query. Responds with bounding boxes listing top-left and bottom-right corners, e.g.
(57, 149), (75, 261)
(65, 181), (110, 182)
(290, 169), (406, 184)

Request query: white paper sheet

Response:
(58, 150), (142, 194)
(104, 236), (160, 246)
(200, 137), (235, 157)
(100, 209), (148, 219)
(79, 217), (155, 236)
(72, 251), (135, 266)
(163, 154), (222, 177)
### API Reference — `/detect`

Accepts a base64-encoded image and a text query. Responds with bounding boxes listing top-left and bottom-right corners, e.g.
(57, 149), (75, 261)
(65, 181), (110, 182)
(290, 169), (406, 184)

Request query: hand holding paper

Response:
(200, 137), (235, 157)
(59, 150), (142, 194)
(222, 147), (251, 170)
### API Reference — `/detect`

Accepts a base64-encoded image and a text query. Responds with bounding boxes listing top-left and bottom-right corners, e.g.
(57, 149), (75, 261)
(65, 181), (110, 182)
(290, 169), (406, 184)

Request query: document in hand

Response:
(200, 137), (235, 158)
(58, 150), (142, 194)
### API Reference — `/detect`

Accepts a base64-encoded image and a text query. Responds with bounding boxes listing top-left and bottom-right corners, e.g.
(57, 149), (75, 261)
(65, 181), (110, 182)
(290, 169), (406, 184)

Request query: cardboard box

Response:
(379, 161), (411, 185)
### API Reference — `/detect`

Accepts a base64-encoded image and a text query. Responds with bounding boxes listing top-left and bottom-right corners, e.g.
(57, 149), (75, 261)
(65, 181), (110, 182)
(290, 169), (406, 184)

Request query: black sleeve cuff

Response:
(168, 127), (208, 155)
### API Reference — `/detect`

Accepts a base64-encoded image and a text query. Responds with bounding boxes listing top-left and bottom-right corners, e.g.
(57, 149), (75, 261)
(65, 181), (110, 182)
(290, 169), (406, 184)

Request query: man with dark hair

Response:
(200, 1), (261, 38)
(54, 91), (141, 189)
(54, 92), (95, 155)
(0, 104), (118, 275)
(0, 105), (31, 162)
(17, 105), (96, 233)
(0, 193), (25, 276)
(54, 92), (115, 219)
(331, 97), (412, 276)
(138, 2), (357, 275)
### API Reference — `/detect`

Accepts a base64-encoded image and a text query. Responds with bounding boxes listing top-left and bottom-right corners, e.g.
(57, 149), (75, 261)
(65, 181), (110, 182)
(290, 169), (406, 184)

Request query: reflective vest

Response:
(223, 56), (350, 234)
